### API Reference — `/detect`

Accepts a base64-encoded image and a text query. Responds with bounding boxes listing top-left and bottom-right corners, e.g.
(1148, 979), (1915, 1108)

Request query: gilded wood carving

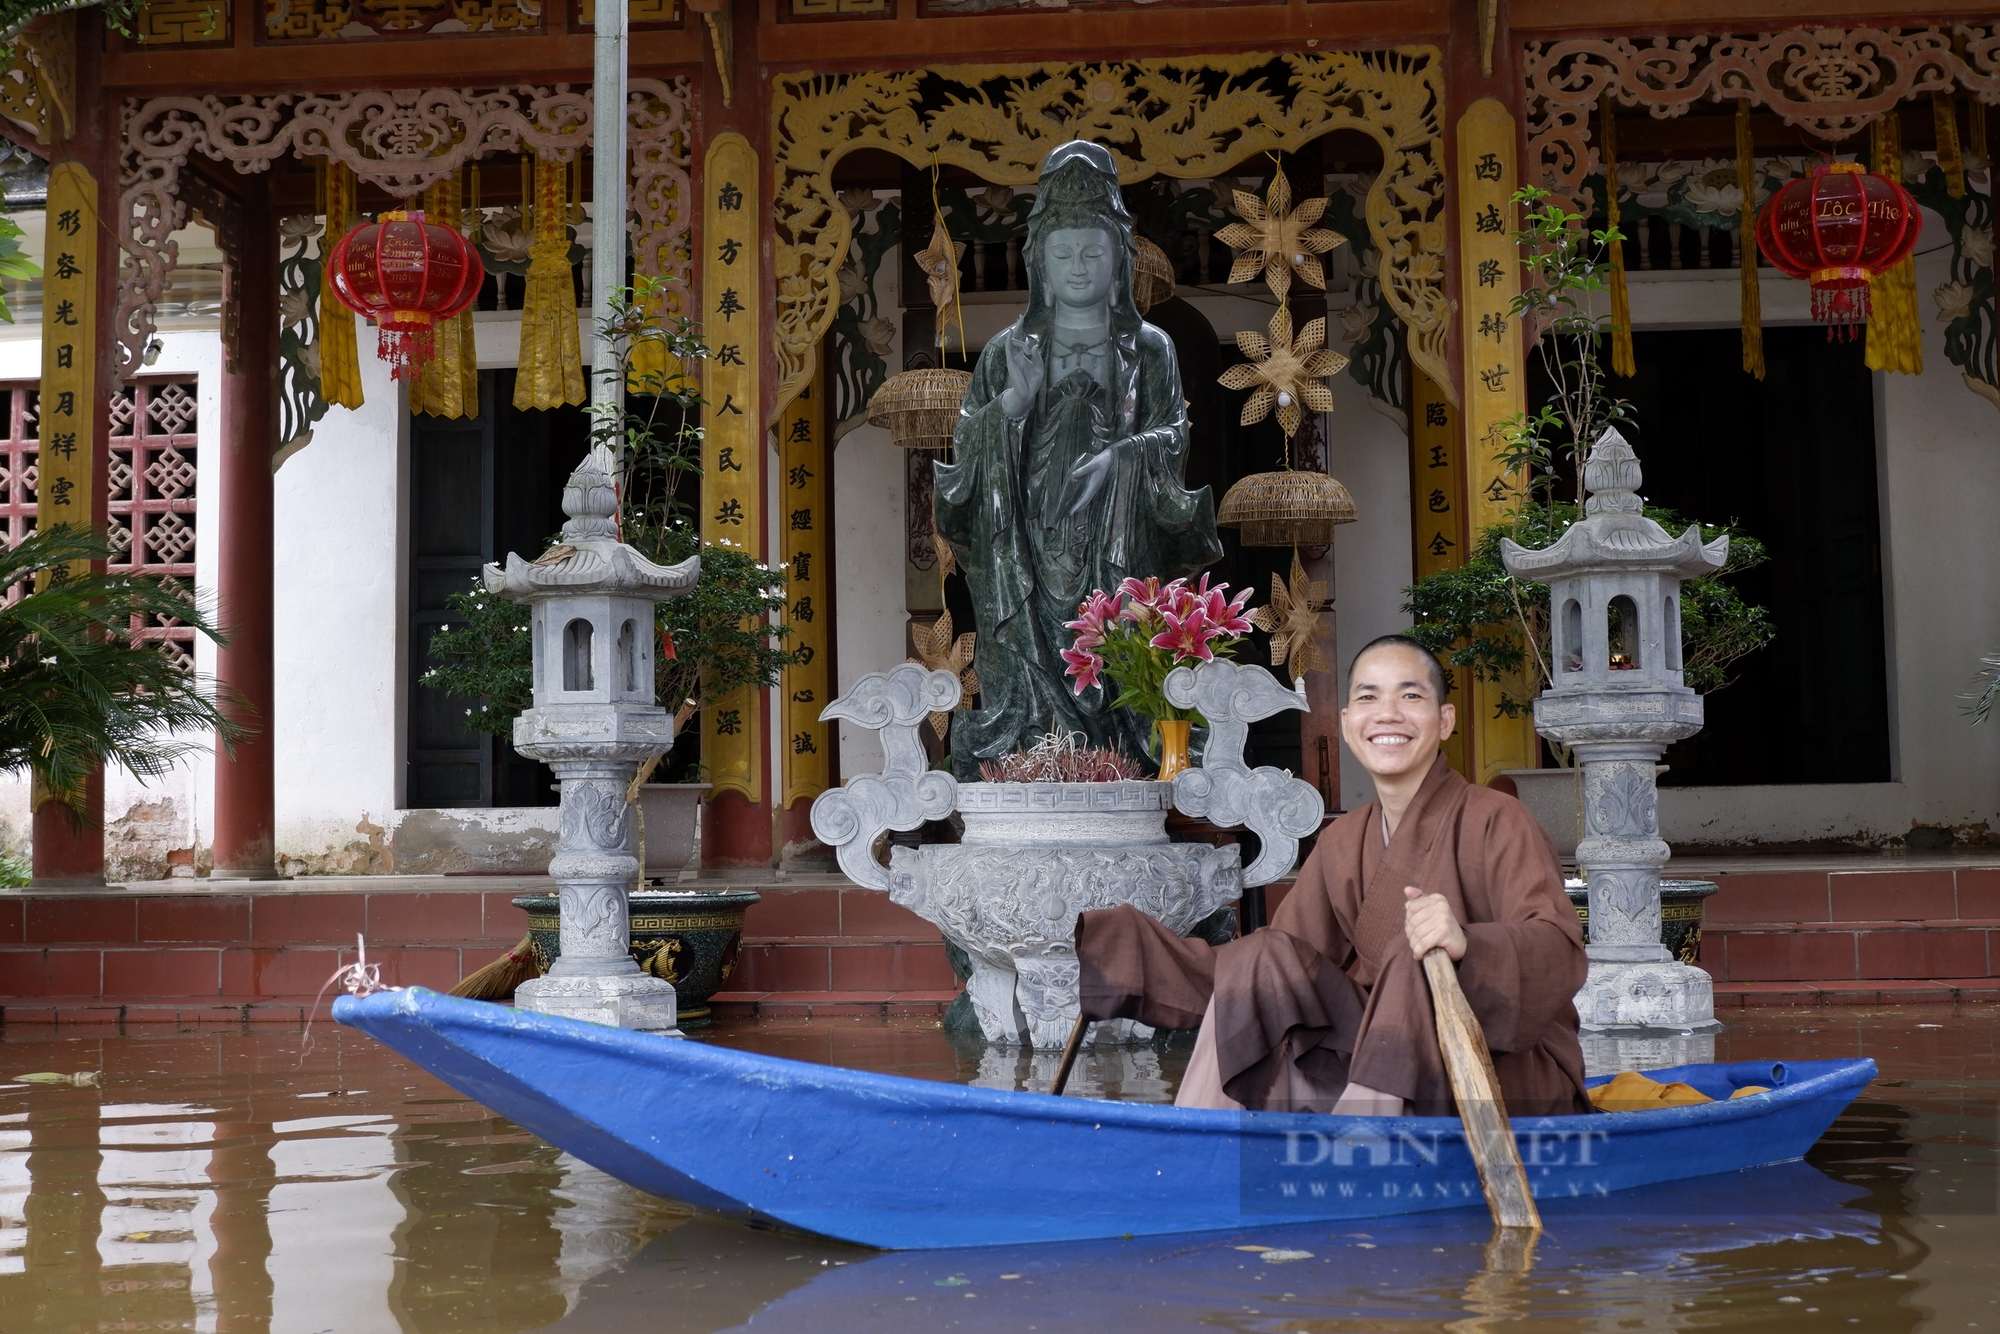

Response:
(0, 12), (75, 146)
(770, 49), (1452, 421)
(1525, 26), (2000, 213)
(117, 77), (691, 377)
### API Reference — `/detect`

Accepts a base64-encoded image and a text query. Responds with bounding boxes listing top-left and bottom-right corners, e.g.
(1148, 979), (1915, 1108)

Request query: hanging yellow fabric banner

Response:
(1934, 93), (1966, 200)
(1599, 93), (1635, 378)
(1866, 115), (1923, 377)
(317, 159), (365, 411)
(1735, 100), (1765, 381)
(513, 152), (587, 411)
(416, 172), (481, 419)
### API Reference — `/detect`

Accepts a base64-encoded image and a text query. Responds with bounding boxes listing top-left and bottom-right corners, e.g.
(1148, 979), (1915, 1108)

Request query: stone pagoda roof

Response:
(483, 446), (701, 601)
(1500, 428), (1728, 582)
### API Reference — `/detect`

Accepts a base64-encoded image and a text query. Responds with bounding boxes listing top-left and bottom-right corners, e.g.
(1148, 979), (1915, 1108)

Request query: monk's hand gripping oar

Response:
(1421, 948), (1542, 1237)
(1050, 1013), (1090, 1096)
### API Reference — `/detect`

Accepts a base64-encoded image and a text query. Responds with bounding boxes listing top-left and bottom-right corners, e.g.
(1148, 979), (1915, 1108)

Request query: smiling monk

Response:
(1073, 634), (1592, 1116)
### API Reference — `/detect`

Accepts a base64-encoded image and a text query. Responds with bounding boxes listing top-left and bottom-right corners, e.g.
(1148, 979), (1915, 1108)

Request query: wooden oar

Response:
(1049, 1012), (1090, 1096)
(1422, 948), (1541, 1235)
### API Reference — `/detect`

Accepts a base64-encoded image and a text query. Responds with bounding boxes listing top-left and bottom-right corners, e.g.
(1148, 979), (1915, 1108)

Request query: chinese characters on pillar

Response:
(1455, 98), (1526, 539)
(1409, 369), (1463, 582)
(38, 163), (98, 563)
(1408, 367), (1470, 781)
(1454, 99), (1539, 782)
(701, 131), (763, 803)
(779, 361), (831, 805)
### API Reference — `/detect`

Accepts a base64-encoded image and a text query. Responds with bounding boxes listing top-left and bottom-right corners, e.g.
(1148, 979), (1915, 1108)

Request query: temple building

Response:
(0, 0), (1996, 1012)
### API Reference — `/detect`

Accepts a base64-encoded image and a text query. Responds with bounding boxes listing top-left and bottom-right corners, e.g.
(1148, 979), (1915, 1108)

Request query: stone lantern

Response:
(483, 445), (700, 1030)
(1500, 428), (1727, 1039)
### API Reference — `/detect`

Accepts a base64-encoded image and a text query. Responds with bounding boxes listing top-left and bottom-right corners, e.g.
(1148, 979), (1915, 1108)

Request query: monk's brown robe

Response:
(1076, 754), (1592, 1116)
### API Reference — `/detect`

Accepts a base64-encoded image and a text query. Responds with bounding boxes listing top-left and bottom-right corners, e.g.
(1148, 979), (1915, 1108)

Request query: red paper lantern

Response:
(1754, 161), (1921, 337)
(327, 209), (485, 380)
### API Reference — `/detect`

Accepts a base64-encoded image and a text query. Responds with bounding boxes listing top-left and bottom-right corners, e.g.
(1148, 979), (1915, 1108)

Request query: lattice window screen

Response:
(108, 380), (200, 670)
(0, 387), (37, 552)
(1, 378), (201, 671)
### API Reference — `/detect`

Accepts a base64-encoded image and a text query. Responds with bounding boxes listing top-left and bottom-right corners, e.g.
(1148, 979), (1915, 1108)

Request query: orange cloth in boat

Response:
(1588, 1070), (1771, 1112)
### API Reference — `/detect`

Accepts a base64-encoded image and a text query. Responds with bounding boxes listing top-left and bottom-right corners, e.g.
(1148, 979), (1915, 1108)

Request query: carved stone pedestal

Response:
(812, 660), (1325, 1053)
(890, 781), (1240, 1049)
(1578, 1027), (1719, 1078)
(515, 971), (680, 1031)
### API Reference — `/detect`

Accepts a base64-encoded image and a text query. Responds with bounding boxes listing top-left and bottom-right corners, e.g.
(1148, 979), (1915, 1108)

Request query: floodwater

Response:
(0, 1008), (1991, 1333)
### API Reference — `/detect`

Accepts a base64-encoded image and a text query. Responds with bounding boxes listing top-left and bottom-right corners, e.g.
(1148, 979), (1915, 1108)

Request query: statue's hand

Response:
(1067, 445), (1118, 515)
(1000, 334), (1043, 420)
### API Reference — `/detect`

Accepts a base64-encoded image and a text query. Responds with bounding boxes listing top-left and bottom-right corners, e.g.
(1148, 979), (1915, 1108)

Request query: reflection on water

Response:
(0, 1007), (1990, 1333)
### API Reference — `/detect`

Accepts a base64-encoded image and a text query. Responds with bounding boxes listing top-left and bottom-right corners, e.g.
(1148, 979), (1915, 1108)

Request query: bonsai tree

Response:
(425, 279), (798, 773)
(1403, 186), (1773, 757)
(0, 524), (246, 810)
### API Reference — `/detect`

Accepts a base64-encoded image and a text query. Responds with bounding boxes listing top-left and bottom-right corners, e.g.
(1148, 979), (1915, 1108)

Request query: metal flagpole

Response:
(591, 0), (629, 418)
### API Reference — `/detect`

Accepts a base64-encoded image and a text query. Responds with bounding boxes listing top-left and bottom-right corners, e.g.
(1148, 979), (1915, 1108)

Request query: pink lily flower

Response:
(1201, 584), (1256, 637)
(1061, 644), (1106, 694)
(1117, 576), (1166, 620)
(1150, 606), (1217, 663)
(1064, 589), (1121, 646)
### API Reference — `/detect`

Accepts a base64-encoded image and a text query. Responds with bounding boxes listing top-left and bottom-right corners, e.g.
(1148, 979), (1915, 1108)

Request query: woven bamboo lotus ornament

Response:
(1132, 236), (1176, 315)
(910, 610), (979, 737)
(1218, 307), (1347, 439)
(1216, 469), (1358, 548)
(865, 367), (973, 449)
(1248, 550), (1332, 677)
(914, 224), (967, 319)
(1215, 173), (1345, 300)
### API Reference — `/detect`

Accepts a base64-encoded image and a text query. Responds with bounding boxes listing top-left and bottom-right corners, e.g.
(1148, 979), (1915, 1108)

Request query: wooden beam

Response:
(103, 34), (701, 94)
(1513, 0), (2000, 31)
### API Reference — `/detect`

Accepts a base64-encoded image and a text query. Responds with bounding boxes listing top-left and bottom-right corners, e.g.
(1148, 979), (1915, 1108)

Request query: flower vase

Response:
(1155, 719), (1192, 782)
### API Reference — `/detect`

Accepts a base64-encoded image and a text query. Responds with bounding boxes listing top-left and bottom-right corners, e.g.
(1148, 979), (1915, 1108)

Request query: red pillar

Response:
(31, 20), (118, 887)
(211, 190), (281, 880)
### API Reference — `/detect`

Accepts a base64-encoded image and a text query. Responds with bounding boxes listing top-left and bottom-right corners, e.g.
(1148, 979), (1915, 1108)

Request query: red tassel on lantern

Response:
(327, 210), (486, 381)
(1754, 161), (1921, 340)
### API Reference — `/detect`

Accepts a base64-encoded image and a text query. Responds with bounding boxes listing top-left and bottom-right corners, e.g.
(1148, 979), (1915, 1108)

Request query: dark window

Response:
(406, 370), (587, 807)
(1613, 327), (1890, 786)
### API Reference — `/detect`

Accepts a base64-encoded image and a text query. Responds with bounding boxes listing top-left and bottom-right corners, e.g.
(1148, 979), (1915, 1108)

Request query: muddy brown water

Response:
(0, 1007), (1991, 1333)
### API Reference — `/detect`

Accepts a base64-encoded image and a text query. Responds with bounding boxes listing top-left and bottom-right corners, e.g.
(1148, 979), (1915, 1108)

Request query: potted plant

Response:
(427, 280), (799, 878)
(1402, 187), (1774, 856)
(1062, 574), (1256, 779)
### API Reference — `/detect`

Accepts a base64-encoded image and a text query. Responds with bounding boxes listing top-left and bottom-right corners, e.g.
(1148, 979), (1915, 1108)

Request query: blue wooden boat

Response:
(333, 987), (1875, 1251)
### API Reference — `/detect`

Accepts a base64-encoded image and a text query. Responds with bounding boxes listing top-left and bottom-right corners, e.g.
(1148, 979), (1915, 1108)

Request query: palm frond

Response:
(0, 524), (248, 807)
(1969, 654), (2000, 726)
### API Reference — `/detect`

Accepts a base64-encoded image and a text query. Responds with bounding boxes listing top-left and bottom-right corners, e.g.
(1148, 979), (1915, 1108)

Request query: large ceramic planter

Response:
(515, 887), (758, 1025)
(1566, 878), (1718, 966)
(635, 782), (709, 879)
(889, 780), (1241, 1050)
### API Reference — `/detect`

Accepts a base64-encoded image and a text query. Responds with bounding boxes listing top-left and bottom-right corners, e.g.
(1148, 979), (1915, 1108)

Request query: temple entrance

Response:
(1617, 326), (1891, 787)
(405, 370), (586, 808)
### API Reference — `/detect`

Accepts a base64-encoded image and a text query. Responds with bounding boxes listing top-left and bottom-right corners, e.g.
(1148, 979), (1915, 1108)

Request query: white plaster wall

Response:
(832, 423), (906, 779)
(1323, 375), (1416, 812)
(270, 339), (405, 864)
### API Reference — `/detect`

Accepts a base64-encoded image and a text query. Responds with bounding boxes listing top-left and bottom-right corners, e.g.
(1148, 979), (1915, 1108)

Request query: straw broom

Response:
(449, 934), (539, 1001)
